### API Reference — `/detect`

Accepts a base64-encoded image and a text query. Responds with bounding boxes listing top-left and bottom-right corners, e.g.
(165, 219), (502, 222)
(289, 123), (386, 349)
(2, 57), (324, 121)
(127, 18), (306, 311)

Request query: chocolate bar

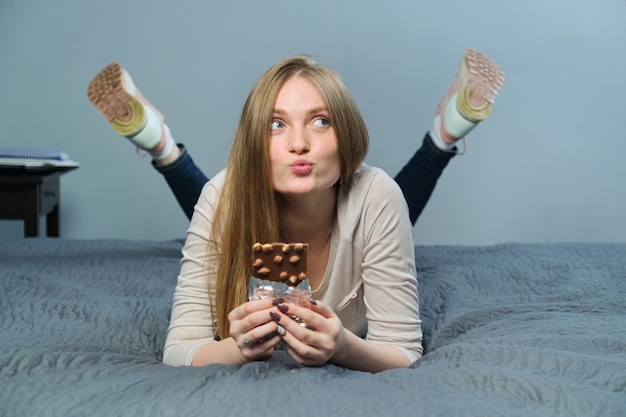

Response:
(252, 242), (308, 287)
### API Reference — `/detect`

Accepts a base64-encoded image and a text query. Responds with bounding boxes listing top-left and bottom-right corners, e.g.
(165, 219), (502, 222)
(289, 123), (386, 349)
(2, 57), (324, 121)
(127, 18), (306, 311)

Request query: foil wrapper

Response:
(248, 277), (313, 344)
(248, 277), (311, 306)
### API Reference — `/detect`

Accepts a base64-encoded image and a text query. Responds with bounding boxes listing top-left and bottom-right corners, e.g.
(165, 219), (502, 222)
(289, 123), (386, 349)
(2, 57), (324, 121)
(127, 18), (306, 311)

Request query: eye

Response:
(271, 119), (285, 130)
(312, 117), (330, 128)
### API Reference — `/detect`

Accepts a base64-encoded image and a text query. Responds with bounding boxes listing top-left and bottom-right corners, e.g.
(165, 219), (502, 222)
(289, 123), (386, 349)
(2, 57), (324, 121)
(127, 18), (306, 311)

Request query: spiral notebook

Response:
(0, 147), (80, 169)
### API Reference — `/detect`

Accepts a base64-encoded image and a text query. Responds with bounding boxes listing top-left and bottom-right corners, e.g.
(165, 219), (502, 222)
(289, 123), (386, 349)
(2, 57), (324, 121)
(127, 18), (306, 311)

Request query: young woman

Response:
(87, 51), (503, 372)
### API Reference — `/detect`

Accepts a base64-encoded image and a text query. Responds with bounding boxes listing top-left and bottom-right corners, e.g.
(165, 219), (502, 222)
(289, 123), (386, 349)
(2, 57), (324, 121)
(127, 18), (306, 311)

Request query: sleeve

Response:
(360, 170), (423, 361)
(163, 176), (223, 366)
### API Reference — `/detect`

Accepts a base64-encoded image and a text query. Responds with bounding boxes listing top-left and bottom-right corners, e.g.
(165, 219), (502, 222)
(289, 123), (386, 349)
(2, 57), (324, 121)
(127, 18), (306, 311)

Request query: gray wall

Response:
(1, 0), (625, 245)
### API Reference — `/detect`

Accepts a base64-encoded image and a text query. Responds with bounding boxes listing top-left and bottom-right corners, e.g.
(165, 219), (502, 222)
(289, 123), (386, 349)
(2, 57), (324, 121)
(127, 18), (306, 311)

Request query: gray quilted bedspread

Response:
(1, 239), (624, 417)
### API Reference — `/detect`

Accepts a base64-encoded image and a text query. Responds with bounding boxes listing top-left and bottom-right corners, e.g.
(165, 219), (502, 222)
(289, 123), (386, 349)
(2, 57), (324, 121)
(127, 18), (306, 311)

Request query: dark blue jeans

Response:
(154, 132), (454, 225)
(394, 132), (455, 224)
(152, 145), (209, 220)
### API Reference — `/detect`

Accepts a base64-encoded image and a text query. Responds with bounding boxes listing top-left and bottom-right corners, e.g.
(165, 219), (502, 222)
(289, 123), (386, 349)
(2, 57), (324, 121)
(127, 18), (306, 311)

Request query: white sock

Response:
(150, 124), (176, 161)
(125, 105), (176, 161)
(430, 93), (479, 151)
(430, 115), (455, 151)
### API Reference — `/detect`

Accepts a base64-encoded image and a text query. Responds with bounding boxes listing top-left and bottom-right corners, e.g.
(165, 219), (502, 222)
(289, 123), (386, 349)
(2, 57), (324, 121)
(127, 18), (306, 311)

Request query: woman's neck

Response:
(278, 189), (336, 245)
(278, 189), (336, 290)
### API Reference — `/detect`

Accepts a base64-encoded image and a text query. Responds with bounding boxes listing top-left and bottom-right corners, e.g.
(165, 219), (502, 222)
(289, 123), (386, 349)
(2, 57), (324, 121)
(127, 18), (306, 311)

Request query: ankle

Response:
(149, 124), (177, 163)
(153, 143), (181, 166)
(429, 120), (456, 151)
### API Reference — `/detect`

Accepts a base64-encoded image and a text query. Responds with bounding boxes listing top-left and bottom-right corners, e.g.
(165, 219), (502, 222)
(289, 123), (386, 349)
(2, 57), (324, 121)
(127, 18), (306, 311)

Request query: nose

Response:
(288, 126), (310, 154)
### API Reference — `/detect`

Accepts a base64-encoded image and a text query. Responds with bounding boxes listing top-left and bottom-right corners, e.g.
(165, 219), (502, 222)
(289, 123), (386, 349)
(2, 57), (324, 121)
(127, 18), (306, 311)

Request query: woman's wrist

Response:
(329, 331), (411, 372)
(328, 329), (356, 366)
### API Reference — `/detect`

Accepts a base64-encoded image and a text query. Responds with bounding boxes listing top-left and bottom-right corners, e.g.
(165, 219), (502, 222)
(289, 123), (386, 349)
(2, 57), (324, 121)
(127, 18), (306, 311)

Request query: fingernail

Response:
(272, 298), (285, 306)
(277, 303), (289, 313)
(269, 311), (281, 322)
(277, 325), (286, 336)
(309, 297), (317, 305)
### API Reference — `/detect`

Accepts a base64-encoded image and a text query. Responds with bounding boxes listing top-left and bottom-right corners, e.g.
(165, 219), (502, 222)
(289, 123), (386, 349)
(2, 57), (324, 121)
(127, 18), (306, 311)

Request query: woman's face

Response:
(269, 76), (341, 197)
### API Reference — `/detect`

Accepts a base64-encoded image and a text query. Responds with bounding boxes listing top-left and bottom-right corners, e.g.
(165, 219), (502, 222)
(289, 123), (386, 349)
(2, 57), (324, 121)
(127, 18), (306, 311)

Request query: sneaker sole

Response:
(87, 62), (146, 137)
(456, 49), (504, 122)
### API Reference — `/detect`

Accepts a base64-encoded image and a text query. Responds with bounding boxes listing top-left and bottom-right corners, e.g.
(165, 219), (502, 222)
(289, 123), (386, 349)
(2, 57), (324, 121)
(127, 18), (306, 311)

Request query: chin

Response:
(278, 187), (313, 196)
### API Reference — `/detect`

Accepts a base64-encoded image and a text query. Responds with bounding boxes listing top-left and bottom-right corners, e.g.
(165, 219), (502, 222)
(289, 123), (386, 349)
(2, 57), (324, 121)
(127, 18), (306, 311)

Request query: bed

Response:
(1, 238), (624, 416)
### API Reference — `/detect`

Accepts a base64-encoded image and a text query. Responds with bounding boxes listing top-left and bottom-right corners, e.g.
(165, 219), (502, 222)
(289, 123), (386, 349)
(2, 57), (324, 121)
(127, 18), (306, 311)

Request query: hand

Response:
(228, 298), (283, 363)
(270, 298), (346, 367)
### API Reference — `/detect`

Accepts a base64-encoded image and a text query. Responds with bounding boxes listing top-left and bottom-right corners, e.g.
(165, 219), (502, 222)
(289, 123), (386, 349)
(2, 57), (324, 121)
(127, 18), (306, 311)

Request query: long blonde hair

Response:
(210, 55), (369, 339)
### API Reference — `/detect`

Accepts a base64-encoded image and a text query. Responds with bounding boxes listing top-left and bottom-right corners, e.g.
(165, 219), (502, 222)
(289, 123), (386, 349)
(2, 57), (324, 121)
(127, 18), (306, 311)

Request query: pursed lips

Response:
(289, 160), (314, 175)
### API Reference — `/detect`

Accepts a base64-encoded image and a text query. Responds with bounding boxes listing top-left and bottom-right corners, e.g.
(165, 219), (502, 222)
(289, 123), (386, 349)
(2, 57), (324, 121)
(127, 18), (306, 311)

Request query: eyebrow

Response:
(272, 106), (329, 116)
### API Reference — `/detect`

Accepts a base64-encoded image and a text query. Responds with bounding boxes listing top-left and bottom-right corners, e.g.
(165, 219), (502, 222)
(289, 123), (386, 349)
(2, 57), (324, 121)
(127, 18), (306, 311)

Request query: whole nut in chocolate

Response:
(252, 242), (308, 287)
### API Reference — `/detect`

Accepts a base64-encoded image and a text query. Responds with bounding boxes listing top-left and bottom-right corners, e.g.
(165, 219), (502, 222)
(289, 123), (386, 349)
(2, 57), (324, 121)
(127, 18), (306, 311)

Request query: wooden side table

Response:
(0, 166), (78, 237)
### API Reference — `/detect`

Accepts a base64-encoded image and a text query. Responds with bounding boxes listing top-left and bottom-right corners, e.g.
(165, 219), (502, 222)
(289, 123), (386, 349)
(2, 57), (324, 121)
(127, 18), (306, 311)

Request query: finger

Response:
(282, 333), (326, 367)
(241, 320), (281, 346)
(229, 298), (285, 340)
(276, 302), (333, 334)
(228, 297), (281, 321)
(251, 333), (282, 353)
(272, 309), (321, 351)
(271, 303), (341, 362)
(239, 324), (282, 360)
(306, 298), (337, 319)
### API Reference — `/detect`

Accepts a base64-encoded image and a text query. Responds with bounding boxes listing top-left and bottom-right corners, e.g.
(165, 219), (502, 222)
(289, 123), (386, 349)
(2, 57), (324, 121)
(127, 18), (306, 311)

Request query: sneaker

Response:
(436, 49), (504, 145)
(87, 62), (164, 138)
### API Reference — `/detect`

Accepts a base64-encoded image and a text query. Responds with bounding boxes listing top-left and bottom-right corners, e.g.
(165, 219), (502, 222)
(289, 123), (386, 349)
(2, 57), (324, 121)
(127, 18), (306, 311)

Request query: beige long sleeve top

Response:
(163, 164), (423, 366)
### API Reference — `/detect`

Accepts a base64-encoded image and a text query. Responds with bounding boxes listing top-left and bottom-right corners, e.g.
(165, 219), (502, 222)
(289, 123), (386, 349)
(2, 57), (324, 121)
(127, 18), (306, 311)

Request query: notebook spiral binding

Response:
(0, 147), (69, 160)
